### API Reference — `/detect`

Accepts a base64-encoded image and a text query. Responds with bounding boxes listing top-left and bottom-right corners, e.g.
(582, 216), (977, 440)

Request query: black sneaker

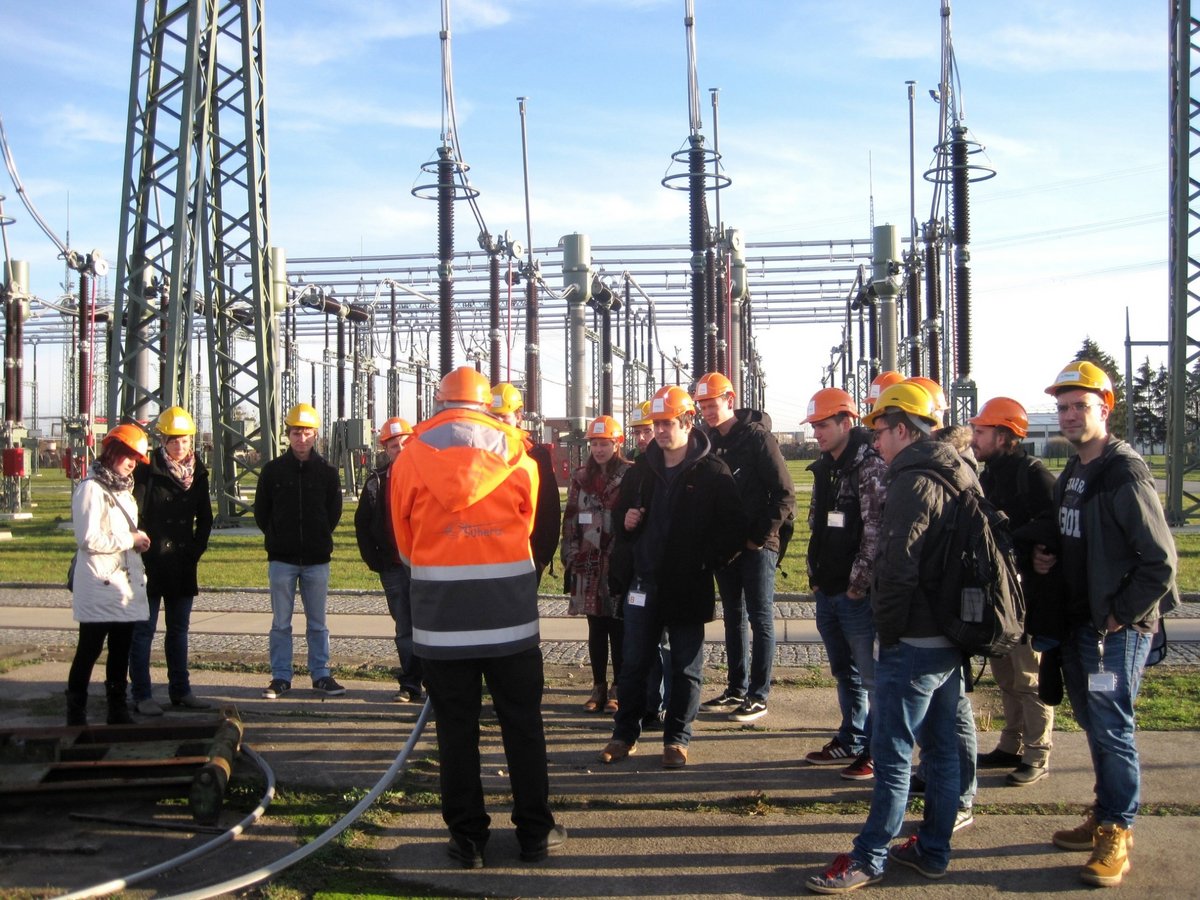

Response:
(1006, 763), (1049, 786)
(519, 824), (567, 862)
(641, 709), (666, 731)
(730, 699), (769, 722)
(312, 676), (346, 696)
(701, 689), (745, 710)
(977, 747), (1022, 768)
(393, 687), (424, 703)
(262, 679), (291, 699)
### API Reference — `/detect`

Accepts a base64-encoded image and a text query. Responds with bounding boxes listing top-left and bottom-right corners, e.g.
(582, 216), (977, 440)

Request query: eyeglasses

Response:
(1056, 401), (1100, 415)
(871, 425), (895, 443)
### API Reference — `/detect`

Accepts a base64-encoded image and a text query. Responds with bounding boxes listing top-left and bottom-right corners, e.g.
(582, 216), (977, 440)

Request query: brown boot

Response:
(604, 682), (619, 713)
(1080, 823), (1132, 887)
(584, 683), (606, 712)
(1052, 809), (1098, 851)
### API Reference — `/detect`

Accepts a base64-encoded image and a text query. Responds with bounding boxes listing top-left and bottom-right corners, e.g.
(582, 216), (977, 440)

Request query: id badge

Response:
(628, 589), (647, 608)
(827, 511), (846, 528)
(578, 512), (593, 525)
(1088, 672), (1117, 693)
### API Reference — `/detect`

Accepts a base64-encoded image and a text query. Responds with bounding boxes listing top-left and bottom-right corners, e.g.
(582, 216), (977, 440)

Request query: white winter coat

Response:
(71, 478), (149, 622)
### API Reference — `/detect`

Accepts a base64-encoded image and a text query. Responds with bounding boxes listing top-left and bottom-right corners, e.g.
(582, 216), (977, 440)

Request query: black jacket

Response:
(528, 442), (562, 577)
(253, 448), (343, 565)
(872, 439), (979, 647)
(354, 461), (400, 573)
(614, 429), (747, 625)
(133, 449), (213, 598)
(706, 409), (795, 552)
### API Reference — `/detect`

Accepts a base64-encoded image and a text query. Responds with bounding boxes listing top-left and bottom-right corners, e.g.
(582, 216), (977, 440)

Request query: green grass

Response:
(5, 463), (1200, 592)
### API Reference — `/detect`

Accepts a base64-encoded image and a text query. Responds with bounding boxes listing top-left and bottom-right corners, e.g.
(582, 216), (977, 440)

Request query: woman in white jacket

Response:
(65, 424), (153, 726)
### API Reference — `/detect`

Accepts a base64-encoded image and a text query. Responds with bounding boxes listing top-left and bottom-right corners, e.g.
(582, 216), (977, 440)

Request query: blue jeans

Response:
(715, 548), (778, 701)
(853, 642), (963, 876)
(644, 629), (672, 714)
(380, 564), (422, 693)
(129, 594), (195, 702)
(268, 561), (331, 682)
(613, 586), (705, 749)
(914, 672), (978, 810)
(814, 589), (876, 754)
(1061, 624), (1151, 828)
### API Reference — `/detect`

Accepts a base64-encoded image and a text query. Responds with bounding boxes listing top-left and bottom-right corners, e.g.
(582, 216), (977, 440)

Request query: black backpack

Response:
(921, 469), (1026, 658)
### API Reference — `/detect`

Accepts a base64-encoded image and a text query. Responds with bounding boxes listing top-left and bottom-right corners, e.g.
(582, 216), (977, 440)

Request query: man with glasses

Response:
(254, 403), (345, 700)
(807, 381), (975, 893)
(1033, 360), (1179, 887)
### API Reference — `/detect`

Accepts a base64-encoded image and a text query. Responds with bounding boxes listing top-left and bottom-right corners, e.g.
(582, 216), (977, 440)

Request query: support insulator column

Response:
(950, 126), (972, 379)
(437, 145), (455, 377)
(689, 135), (707, 380)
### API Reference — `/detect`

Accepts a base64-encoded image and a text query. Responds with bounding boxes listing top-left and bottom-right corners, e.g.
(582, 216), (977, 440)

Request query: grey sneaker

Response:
(312, 676), (346, 696)
(888, 835), (947, 879)
(953, 808), (975, 832)
(135, 698), (164, 716)
(806, 854), (883, 894)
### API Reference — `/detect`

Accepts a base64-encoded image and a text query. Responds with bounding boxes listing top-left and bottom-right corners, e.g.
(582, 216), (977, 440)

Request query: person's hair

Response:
(933, 424), (972, 455)
(585, 445), (628, 479)
(994, 424), (1022, 450)
(675, 411), (696, 430)
(881, 409), (931, 438)
(98, 441), (134, 470)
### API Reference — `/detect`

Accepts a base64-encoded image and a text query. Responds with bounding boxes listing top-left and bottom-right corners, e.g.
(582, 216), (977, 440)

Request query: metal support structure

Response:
(1168, 0), (1200, 524)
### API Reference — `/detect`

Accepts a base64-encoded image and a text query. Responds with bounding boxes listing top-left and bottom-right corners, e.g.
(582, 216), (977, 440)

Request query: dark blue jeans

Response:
(1061, 624), (1151, 828)
(814, 589), (876, 753)
(613, 589), (705, 749)
(421, 647), (556, 853)
(853, 641), (963, 875)
(380, 564), (422, 693)
(129, 594), (194, 702)
(715, 548), (778, 702)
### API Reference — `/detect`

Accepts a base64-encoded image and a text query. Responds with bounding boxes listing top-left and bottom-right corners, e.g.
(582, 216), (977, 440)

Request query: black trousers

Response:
(422, 646), (555, 851)
(67, 621), (134, 693)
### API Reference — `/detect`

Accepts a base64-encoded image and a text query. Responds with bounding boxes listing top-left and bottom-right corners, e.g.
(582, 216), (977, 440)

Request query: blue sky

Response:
(1, 1), (1167, 431)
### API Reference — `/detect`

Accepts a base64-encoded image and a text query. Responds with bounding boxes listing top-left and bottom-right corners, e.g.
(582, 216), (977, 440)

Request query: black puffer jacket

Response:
(872, 439), (979, 647)
(133, 449), (213, 598)
(354, 462), (400, 573)
(614, 429), (747, 625)
(253, 448), (343, 565)
(706, 409), (795, 552)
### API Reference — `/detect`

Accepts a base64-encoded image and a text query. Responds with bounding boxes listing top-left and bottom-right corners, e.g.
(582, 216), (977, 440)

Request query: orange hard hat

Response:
(694, 371), (734, 402)
(865, 370), (904, 407)
(378, 416), (413, 444)
(969, 397), (1029, 438)
(1045, 360), (1115, 409)
(587, 415), (623, 441)
(437, 366), (491, 405)
(904, 376), (948, 413)
(649, 384), (696, 420)
(102, 423), (150, 464)
(801, 388), (859, 425)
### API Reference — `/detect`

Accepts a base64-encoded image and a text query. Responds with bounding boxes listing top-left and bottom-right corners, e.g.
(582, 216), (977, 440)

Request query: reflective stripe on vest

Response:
(414, 618), (540, 648)
(410, 558), (534, 582)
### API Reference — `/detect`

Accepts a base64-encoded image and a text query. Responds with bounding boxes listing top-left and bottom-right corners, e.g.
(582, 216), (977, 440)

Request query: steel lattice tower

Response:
(109, 0), (279, 524)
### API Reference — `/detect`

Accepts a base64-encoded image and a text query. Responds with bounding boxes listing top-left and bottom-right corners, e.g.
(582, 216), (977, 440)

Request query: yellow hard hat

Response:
(862, 382), (938, 428)
(904, 376), (948, 413)
(490, 382), (524, 415)
(156, 406), (196, 436)
(630, 400), (654, 428)
(1045, 360), (1115, 409)
(285, 402), (321, 429)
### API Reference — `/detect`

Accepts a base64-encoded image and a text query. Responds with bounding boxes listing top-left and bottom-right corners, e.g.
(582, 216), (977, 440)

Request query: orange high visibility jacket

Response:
(389, 406), (541, 659)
